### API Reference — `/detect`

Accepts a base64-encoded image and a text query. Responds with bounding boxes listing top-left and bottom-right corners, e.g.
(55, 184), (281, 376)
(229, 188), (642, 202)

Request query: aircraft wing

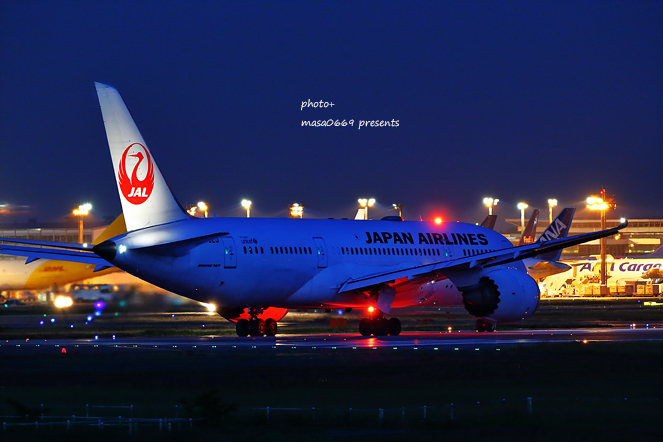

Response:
(339, 219), (628, 293)
(0, 231), (230, 267)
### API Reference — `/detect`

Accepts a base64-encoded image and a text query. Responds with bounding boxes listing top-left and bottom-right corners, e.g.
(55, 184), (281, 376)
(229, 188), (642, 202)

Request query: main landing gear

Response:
(236, 307), (278, 337)
(359, 310), (401, 336)
(475, 319), (497, 332)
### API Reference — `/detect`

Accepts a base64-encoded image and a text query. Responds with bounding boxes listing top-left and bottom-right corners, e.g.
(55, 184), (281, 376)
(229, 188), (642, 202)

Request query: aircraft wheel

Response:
(359, 318), (372, 336)
(249, 319), (266, 336)
(265, 318), (278, 336)
(387, 317), (401, 336)
(374, 318), (389, 336)
(236, 319), (249, 337)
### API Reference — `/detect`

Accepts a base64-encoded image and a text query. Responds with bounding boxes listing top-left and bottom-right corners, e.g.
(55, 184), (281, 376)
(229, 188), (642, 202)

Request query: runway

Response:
(3, 326), (663, 354)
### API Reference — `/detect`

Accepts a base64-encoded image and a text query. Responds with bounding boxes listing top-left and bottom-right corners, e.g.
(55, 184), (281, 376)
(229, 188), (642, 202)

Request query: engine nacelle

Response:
(461, 268), (539, 323)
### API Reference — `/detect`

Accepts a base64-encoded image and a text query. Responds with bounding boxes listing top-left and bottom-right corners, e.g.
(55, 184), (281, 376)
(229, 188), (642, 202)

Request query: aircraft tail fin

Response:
(518, 209), (540, 246)
(95, 83), (188, 231)
(536, 207), (576, 261)
(480, 214), (497, 230)
(92, 214), (127, 245)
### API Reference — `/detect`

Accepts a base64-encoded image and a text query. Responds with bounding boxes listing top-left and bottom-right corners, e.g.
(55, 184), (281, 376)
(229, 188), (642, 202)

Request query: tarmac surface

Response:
(3, 326), (663, 354)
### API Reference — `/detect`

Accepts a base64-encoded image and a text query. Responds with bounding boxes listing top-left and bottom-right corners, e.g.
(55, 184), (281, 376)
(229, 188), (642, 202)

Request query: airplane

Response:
(0, 83), (627, 337)
(542, 243), (663, 297)
(0, 215), (125, 293)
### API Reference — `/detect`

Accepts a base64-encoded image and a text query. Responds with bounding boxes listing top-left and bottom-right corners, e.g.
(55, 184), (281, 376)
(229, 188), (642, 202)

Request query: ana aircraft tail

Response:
(536, 207), (576, 261)
(95, 83), (188, 231)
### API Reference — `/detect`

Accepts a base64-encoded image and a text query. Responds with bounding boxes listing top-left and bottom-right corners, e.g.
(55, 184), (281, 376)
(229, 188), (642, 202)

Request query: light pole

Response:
(392, 203), (404, 218)
(290, 203), (303, 218)
(197, 201), (208, 218)
(483, 198), (499, 216)
(358, 198), (375, 220)
(547, 199), (557, 224)
(241, 199), (252, 218)
(72, 203), (91, 244)
(587, 190), (616, 292)
(517, 202), (528, 234)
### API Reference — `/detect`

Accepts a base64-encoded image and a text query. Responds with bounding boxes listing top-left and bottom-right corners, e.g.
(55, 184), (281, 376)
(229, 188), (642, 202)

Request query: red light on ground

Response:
(368, 306), (375, 313)
(61, 348), (67, 354)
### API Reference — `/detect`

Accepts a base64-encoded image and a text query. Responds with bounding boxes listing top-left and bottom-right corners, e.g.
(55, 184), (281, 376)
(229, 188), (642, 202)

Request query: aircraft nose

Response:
(93, 240), (117, 261)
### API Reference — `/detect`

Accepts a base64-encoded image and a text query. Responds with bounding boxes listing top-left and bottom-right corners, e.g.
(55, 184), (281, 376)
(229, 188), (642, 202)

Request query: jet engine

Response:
(461, 268), (539, 323)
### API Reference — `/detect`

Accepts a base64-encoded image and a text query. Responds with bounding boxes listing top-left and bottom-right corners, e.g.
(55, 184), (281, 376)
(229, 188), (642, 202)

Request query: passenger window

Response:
(261, 246), (264, 254)
(243, 246), (247, 254)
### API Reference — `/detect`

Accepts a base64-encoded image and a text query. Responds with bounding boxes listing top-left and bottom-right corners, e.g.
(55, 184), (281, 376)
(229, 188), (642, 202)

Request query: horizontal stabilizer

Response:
(0, 244), (110, 267)
(528, 260), (571, 273)
(0, 237), (93, 251)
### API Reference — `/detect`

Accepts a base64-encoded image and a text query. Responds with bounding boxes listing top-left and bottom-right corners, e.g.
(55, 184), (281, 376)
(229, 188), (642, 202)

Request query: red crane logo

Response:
(118, 143), (155, 205)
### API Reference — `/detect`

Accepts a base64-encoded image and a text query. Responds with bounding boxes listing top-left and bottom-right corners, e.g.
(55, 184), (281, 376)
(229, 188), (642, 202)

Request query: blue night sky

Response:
(1, 1), (661, 227)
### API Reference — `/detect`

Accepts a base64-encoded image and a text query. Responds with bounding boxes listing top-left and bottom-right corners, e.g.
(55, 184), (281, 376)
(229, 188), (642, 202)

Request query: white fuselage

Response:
(106, 217), (516, 309)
